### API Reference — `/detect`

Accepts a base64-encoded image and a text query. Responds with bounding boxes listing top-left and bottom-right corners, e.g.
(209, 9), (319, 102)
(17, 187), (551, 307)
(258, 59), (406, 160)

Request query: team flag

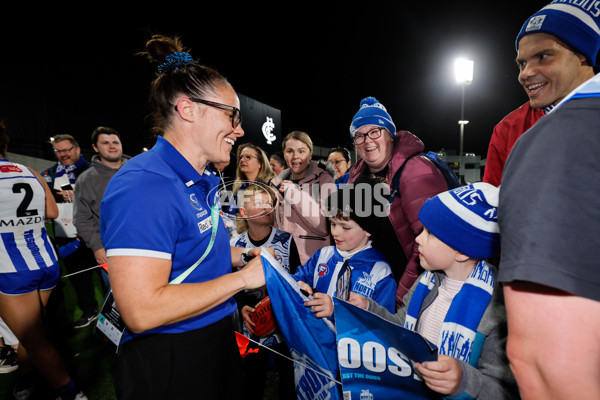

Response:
(334, 299), (438, 399)
(261, 250), (342, 400)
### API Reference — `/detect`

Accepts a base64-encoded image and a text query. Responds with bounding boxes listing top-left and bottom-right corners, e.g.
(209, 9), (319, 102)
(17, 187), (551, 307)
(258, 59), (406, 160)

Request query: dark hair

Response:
(137, 34), (231, 133)
(328, 147), (350, 162)
(270, 151), (285, 167)
(91, 126), (120, 145)
(0, 121), (9, 155)
(52, 134), (79, 148)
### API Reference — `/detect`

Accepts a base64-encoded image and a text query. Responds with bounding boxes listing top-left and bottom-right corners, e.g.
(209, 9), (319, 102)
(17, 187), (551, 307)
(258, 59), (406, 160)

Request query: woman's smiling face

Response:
(354, 125), (394, 173)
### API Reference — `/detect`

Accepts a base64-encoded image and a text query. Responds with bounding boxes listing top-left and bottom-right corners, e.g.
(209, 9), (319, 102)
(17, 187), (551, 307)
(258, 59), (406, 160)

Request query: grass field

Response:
(0, 266), (116, 399)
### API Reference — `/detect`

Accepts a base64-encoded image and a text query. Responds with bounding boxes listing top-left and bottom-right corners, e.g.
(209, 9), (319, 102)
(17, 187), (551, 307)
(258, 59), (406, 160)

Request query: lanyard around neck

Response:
(168, 201), (220, 285)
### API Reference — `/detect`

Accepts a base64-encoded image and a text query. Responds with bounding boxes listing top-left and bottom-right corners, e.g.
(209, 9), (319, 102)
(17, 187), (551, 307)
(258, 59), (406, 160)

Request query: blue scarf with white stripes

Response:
(404, 261), (494, 365)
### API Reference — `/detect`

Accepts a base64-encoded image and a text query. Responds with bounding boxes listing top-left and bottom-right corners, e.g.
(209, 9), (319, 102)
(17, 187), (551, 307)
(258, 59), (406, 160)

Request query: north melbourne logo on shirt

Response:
(317, 263), (328, 277)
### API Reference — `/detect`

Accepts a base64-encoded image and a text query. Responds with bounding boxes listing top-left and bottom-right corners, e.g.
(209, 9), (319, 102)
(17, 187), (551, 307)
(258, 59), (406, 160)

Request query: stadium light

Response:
(454, 58), (474, 155)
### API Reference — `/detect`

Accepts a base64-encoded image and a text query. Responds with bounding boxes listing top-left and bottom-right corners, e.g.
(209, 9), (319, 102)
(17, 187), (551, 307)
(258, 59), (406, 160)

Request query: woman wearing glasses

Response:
(235, 143), (274, 187)
(227, 144), (275, 218)
(270, 131), (337, 264)
(347, 97), (447, 307)
(327, 146), (352, 187)
(99, 34), (267, 399)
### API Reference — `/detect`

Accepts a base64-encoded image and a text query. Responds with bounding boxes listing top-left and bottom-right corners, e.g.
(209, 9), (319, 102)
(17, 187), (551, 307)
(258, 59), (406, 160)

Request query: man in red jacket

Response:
(482, 2), (598, 186)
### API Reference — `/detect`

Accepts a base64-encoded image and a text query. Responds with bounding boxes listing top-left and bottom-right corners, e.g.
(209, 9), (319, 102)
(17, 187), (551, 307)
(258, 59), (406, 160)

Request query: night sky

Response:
(1, 2), (548, 161)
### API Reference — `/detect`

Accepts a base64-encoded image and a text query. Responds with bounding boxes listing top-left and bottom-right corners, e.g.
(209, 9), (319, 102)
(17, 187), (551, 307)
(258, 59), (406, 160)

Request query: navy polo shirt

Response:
(100, 136), (235, 340)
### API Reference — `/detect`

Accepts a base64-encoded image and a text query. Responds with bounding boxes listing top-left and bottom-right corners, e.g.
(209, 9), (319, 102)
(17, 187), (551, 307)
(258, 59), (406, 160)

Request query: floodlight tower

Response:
(454, 58), (473, 156)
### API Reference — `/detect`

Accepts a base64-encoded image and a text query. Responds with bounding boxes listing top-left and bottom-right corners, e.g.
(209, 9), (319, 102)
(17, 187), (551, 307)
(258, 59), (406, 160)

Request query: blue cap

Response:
(516, 2), (600, 66)
(349, 97), (396, 140)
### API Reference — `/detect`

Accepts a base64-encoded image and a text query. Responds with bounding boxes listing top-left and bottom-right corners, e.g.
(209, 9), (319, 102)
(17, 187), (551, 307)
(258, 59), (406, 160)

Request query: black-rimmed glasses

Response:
(353, 127), (383, 145)
(176, 98), (242, 128)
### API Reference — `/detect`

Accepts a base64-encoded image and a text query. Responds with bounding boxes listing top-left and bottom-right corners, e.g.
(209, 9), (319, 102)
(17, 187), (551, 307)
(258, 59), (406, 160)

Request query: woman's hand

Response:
(415, 354), (463, 395)
(238, 256), (266, 290)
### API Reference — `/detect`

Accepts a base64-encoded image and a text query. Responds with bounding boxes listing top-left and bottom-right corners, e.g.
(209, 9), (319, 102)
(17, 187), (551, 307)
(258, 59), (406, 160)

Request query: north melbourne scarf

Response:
(404, 261), (494, 366)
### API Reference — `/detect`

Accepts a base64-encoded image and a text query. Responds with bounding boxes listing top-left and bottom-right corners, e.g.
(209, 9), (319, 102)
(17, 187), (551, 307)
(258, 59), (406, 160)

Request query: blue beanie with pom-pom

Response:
(349, 97), (396, 141)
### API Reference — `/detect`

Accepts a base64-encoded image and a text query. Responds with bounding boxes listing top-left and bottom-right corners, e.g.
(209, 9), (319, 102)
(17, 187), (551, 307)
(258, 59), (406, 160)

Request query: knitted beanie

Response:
(516, 1), (600, 65)
(418, 182), (500, 260)
(349, 97), (396, 140)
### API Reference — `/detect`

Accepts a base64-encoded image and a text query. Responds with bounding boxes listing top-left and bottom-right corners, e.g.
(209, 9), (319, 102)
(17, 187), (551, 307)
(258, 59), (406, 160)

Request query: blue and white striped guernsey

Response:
(0, 160), (58, 273)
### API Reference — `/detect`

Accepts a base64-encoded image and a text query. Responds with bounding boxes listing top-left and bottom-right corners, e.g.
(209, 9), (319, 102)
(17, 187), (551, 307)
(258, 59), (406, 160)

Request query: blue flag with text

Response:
(261, 251), (342, 400)
(334, 299), (438, 400)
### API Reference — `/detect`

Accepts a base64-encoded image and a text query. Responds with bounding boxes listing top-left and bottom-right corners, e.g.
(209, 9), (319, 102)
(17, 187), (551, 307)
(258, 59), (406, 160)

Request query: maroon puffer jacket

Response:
(348, 130), (447, 306)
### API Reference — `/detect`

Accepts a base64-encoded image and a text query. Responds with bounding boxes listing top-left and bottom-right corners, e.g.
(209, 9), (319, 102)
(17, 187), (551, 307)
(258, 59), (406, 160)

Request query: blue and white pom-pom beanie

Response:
(418, 182), (500, 260)
(349, 97), (397, 140)
(516, 1), (600, 66)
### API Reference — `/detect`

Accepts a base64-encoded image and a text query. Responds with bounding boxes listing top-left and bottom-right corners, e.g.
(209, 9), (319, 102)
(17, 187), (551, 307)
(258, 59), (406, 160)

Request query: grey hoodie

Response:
(73, 154), (131, 252)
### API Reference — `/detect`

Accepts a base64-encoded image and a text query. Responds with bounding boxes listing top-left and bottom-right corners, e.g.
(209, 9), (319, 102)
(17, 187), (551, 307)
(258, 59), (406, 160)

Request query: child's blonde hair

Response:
(236, 183), (277, 234)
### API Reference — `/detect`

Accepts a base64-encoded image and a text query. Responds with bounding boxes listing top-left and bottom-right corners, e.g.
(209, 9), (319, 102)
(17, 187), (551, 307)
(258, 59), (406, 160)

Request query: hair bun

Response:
(157, 52), (194, 74)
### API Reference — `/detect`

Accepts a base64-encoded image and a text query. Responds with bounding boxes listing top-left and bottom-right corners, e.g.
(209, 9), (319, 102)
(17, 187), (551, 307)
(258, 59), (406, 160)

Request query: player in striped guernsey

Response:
(0, 127), (88, 399)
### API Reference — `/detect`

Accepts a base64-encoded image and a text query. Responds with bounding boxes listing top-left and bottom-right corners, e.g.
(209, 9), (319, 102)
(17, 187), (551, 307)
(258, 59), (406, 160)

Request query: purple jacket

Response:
(348, 130), (447, 305)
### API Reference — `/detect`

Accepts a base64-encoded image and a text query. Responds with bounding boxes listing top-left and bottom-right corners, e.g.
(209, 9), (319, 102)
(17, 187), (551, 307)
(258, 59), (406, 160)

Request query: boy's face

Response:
(415, 227), (457, 272)
(239, 191), (274, 225)
(329, 217), (370, 253)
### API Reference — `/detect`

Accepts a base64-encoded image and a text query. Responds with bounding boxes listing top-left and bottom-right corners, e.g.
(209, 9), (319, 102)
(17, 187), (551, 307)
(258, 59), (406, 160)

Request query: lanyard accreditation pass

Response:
(169, 201), (220, 284)
(96, 199), (221, 352)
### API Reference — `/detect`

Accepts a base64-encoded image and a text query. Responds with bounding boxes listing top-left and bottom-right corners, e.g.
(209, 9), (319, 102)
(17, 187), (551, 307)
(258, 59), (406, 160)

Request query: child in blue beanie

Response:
(349, 182), (518, 399)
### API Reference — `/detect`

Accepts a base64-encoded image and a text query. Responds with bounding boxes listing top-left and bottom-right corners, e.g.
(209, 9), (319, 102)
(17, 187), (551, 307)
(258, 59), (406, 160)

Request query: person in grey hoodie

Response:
(74, 126), (130, 290)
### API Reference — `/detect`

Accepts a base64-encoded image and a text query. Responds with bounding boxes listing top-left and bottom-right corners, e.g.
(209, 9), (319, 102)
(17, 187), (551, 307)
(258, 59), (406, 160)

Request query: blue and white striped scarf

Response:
(55, 155), (87, 185)
(404, 261), (494, 365)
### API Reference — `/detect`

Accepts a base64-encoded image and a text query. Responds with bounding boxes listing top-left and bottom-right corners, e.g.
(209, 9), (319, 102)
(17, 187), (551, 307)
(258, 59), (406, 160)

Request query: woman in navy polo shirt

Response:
(100, 34), (266, 399)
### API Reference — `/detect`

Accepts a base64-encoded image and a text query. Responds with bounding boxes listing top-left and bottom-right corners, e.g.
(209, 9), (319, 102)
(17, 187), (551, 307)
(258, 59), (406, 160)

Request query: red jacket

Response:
(483, 102), (545, 186)
(348, 130), (447, 305)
